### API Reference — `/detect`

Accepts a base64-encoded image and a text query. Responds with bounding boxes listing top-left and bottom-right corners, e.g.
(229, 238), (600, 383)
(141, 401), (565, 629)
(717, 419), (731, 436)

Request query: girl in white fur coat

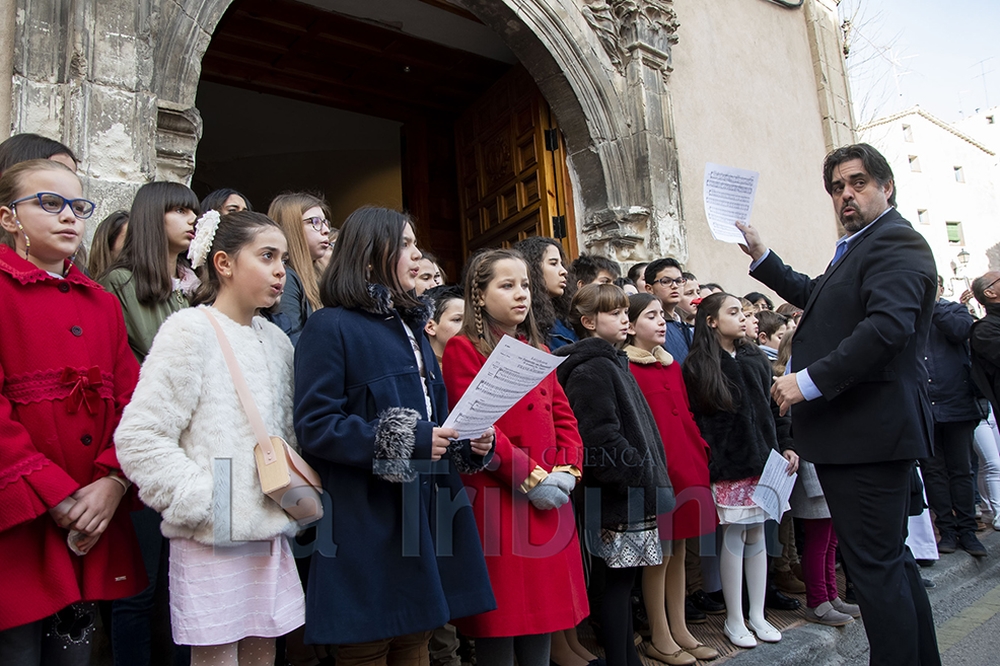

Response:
(115, 210), (305, 666)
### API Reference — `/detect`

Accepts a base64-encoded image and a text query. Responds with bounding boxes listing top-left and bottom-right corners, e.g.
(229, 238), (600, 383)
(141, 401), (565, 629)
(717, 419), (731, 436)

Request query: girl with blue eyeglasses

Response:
(0, 159), (146, 665)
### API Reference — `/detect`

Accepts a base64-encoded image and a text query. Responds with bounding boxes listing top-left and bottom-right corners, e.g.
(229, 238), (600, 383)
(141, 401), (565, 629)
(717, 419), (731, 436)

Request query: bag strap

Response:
(202, 309), (278, 464)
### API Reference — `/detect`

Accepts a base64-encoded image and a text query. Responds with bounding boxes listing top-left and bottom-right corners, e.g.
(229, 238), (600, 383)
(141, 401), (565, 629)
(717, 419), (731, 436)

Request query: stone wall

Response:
(5, 0), (854, 281)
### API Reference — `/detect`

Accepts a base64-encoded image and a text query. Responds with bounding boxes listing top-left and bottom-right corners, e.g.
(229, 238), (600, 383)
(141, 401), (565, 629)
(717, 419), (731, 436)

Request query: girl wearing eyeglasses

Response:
(97, 179), (200, 665)
(267, 193), (331, 345)
(0, 159), (146, 664)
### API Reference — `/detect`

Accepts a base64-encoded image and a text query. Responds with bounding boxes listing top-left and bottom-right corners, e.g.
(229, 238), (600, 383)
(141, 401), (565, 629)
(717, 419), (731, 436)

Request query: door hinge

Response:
(552, 215), (567, 239)
(544, 128), (559, 152)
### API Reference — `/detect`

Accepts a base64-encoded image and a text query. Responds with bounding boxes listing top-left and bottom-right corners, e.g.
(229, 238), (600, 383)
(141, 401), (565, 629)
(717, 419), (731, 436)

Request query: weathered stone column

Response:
(11, 0), (157, 225)
(0, 0), (15, 136)
(577, 0), (685, 265)
(804, 0), (856, 150)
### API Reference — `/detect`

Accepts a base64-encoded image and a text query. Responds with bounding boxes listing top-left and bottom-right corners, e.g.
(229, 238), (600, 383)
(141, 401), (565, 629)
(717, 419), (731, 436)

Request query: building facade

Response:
(2, 0), (854, 293)
(861, 106), (1000, 297)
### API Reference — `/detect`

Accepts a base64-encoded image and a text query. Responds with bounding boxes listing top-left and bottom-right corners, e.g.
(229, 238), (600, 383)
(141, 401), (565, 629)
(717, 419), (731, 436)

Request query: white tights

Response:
(720, 523), (769, 631)
(190, 637), (275, 666)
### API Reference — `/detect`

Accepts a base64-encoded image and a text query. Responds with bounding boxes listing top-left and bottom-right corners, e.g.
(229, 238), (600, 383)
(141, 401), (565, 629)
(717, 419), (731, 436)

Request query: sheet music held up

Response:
(703, 163), (759, 244)
(442, 336), (566, 440)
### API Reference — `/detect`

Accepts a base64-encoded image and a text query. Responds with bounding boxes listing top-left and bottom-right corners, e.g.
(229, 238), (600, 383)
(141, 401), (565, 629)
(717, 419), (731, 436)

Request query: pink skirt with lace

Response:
(712, 476), (767, 525)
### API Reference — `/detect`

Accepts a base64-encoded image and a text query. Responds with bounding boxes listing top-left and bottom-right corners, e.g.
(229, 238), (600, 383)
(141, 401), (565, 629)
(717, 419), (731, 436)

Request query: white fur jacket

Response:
(115, 306), (297, 545)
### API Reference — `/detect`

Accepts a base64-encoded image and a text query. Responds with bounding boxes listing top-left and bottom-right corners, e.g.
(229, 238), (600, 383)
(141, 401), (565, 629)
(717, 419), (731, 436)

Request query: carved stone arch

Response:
(148, 0), (682, 260)
(457, 0), (632, 217)
(149, 0), (234, 180)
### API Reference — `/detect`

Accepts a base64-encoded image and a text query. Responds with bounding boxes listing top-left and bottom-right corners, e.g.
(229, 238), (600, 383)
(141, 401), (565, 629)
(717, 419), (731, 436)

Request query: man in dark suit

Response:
(736, 143), (940, 666)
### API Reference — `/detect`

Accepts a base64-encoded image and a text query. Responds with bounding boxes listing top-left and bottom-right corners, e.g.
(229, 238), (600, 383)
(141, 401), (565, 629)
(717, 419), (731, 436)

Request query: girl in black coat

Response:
(681, 293), (798, 650)
(554, 283), (674, 666)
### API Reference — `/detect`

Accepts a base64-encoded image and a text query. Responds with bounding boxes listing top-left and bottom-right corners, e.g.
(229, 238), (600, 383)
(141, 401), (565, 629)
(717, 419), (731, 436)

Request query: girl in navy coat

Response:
(293, 207), (496, 665)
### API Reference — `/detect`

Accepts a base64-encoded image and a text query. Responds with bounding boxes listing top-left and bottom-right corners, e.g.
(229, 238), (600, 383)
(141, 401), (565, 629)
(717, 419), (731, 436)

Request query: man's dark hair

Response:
(682, 271), (697, 282)
(823, 143), (896, 207)
(643, 257), (682, 286)
(701, 282), (723, 292)
(972, 274), (1000, 306)
(571, 253), (620, 285)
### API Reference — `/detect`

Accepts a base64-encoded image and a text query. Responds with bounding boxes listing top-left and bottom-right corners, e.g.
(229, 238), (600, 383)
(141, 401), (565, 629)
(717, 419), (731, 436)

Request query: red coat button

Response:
(58, 283), (70, 293)
(71, 326), (83, 336)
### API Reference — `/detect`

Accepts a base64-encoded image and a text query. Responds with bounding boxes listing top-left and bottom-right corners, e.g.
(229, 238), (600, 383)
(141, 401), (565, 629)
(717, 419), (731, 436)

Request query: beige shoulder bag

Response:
(203, 309), (324, 526)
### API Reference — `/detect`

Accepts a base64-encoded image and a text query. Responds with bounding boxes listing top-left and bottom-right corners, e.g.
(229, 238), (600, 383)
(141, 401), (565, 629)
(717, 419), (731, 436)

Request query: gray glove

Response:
(545, 471), (578, 495)
(526, 476), (571, 510)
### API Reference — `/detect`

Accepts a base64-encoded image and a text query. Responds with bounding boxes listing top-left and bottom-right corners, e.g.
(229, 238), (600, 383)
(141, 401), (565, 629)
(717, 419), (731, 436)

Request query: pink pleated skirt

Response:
(168, 536), (305, 646)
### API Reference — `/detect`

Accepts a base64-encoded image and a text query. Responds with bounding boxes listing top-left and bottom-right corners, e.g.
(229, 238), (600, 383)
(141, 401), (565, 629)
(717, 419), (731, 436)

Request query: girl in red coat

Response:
(443, 248), (590, 666)
(0, 159), (145, 664)
(624, 294), (718, 664)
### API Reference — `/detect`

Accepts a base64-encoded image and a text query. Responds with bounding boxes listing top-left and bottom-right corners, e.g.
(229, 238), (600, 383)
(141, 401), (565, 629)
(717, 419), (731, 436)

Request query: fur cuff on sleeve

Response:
(373, 407), (420, 482)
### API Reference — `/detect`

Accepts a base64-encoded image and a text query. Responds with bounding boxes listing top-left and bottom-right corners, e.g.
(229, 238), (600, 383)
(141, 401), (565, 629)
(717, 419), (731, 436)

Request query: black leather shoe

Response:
(765, 587), (800, 611)
(937, 532), (958, 554)
(915, 558), (935, 568)
(959, 532), (988, 557)
(688, 589), (726, 615)
(685, 597), (707, 624)
(844, 580), (856, 604)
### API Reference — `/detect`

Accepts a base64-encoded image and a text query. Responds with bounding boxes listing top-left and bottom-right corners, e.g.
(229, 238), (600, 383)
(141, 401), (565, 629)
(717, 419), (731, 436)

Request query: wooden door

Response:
(455, 66), (577, 258)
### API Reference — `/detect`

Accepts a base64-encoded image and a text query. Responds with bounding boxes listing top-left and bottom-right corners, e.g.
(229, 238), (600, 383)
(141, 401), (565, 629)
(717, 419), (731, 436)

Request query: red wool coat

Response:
(0, 247), (146, 631)
(625, 345), (717, 540)
(443, 334), (589, 637)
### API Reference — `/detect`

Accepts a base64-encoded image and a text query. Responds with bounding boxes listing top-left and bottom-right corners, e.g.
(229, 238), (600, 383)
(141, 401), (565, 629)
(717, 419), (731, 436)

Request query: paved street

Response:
(721, 528), (1000, 665)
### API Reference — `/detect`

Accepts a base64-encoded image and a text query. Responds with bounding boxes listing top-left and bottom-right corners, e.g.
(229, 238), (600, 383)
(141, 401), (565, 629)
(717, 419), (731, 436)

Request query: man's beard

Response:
(840, 204), (865, 233)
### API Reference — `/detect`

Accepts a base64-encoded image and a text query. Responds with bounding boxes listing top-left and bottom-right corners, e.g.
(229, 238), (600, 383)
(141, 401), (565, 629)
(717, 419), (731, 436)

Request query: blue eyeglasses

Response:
(10, 192), (96, 219)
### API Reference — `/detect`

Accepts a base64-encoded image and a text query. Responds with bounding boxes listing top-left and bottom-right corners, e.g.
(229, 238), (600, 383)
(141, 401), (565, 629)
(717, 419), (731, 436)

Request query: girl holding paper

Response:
(293, 207), (496, 664)
(680, 293), (798, 650)
(442, 248), (591, 666)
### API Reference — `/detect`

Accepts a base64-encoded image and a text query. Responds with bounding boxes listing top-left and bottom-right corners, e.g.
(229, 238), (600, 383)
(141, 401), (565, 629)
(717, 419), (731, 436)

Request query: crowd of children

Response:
(0, 132), (886, 666)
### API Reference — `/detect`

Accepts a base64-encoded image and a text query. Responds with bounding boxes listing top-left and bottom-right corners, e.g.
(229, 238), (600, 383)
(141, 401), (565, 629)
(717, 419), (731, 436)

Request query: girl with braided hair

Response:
(442, 248), (591, 666)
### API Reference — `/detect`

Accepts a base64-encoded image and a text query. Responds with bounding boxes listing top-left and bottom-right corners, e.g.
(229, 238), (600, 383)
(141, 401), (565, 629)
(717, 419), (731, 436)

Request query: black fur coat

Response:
(687, 344), (793, 483)
(554, 337), (675, 529)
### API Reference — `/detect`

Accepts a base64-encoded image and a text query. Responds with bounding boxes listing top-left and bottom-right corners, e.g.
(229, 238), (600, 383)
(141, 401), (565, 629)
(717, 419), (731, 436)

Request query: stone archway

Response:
(150, 0), (686, 262)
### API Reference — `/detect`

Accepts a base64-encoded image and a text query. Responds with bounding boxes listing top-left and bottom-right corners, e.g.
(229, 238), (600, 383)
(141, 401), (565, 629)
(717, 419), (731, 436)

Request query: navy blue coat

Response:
(294, 291), (496, 645)
(663, 318), (692, 364)
(924, 299), (984, 423)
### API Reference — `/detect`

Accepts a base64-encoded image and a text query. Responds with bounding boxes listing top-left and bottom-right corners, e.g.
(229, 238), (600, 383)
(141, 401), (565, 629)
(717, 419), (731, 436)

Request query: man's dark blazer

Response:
(750, 208), (937, 465)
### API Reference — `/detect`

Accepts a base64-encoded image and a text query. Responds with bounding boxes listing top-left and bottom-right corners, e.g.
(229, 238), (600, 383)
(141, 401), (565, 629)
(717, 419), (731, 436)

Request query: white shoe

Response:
(993, 516), (1000, 531)
(723, 619), (757, 649)
(747, 616), (782, 643)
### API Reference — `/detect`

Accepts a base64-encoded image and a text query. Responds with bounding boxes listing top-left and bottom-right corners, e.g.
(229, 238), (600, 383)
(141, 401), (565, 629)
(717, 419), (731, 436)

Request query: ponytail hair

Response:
(459, 248), (543, 357)
(682, 292), (741, 414)
(191, 210), (283, 306)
